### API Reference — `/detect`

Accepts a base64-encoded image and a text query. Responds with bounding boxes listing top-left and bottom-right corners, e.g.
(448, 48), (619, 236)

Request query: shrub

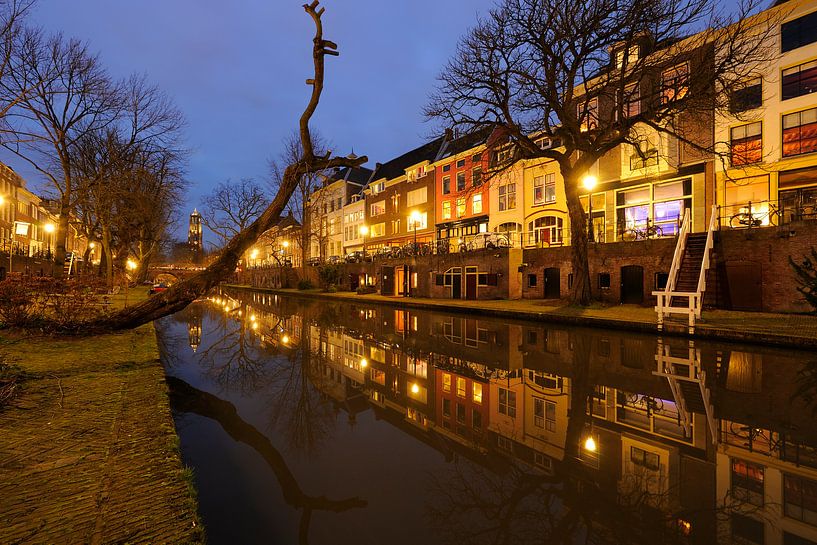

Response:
(317, 263), (343, 289)
(790, 248), (817, 313)
(327, 285), (337, 293)
(356, 285), (377, 295)
(297, 279), (314, 290)
(0, 276), (108, 330)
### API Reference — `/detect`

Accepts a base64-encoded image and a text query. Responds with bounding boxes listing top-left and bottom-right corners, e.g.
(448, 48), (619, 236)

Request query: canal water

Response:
(156, 288), (817, 545)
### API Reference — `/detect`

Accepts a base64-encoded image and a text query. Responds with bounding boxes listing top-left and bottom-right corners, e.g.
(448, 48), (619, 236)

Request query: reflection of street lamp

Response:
(582, 175), (598, 242)
(359, 225), (369, 261)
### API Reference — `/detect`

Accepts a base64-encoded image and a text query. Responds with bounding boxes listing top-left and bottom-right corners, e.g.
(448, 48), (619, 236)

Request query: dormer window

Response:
(372, 181), (385, 195)
(614, 45), (639, 70)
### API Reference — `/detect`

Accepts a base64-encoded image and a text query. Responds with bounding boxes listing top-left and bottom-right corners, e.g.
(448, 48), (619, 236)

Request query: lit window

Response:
(783, 107), (817, 157)
(472, 194), (483, 214)
(731, 458), (764, 506)
(473, 383), (483, 404)
(442, 201), (451, 220)
(730, 122), (762, 166)
(661, 63), (689, 104)
(442, 373), (451, 392)
(456, 377), (466, 397)
(456, 197), (466, 217)
(498, 387), (516, 417)
(578, 97), (598, 131)
(499, 183), (516, 211)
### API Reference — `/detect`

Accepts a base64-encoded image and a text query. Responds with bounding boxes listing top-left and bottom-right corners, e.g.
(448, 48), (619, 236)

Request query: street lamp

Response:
(43, 222), (55, 257)
(409, 210), (421, 248)
(582, 175), (598, 242)
(359, 225), (369, 261)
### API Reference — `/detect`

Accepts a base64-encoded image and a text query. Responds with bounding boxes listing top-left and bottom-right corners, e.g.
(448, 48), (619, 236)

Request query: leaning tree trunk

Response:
(78, 1), (365, 333)
(53, 193), (72, 279)
(564, 170), (592, 306)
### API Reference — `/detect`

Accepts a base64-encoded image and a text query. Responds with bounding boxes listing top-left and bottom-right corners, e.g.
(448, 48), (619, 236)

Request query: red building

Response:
(435, 367), (490, 443)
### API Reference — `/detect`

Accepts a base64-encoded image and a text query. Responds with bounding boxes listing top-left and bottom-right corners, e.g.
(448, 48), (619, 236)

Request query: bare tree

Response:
(83, 1), (366, 332)
(0, 27), (119, 276)
(426, 0), (780, 304)
(200, 178), (269, 248)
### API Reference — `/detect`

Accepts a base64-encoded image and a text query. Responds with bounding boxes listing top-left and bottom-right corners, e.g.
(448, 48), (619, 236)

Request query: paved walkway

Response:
(228, 285), (817, 348)
(0, 325), (203, 545)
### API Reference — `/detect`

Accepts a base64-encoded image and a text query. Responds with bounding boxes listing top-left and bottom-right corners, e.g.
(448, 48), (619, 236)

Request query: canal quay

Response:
(157, 287), (817, 545)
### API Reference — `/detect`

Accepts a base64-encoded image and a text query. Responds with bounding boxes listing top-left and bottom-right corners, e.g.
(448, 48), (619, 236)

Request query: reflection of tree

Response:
(167, 376), (366, 545)
(795, 360), (817, 417)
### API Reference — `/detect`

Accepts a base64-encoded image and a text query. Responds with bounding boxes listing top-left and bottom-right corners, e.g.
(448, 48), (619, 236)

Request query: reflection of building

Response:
(187, 309), (202, 353)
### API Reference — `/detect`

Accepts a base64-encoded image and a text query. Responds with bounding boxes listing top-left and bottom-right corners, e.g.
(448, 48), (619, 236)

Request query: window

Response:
(472, 166), (483, 186)
(456, 197), (466, 217)
(783, 107), (817, 157)
(499, 183), (516, 211)
(498, 387), (516, 417)
(630, 148), (659, 170)
(528, 274), (538, 288)
(730, 78), (763, 112)
(655, 272), (669, 290)
(623, 84), (641, 118)
(370, 223), (385, 237)
(407, 187), (427, 207)
(616, 179), (692, 237)
(391, 219), (401, 235)
(456, 159), (466, 168)
(630, 446), (660, 470)
(443, 373), (451, 392)
(370, 201), (385, 216)
(442, 201), (452, 220)
(372, 181), (385, 194)
(472, 194), (483, 214)
(578, 97), (598, 131)
(731, 513), (764, 544)
(529, 216), (563, 245)
(472, 410), (482, 429)
(731, 458), (764, 506)
(534, 174), (556, 205)
(661, 63), (689, 104)
(598, 273), (611, 289)
(457, 172), (466, 192)
(456, 377), (466, 397)
(473, 383), (483, 404)
(781, 10), (817, 53)
(731, 122), (763, 166)
(442, 164), (451, 172)
(407, 212), (427, 230)
(783, 61), (817, 101)
(784, 474), (817, 525)
(442, 398), (451, 417)
(614, 45), (639, 69)
(534, 398), (556, 431)
(456, 403), (466, 424)
(784, 531), (817, 545)
(442, 176), (451, 194)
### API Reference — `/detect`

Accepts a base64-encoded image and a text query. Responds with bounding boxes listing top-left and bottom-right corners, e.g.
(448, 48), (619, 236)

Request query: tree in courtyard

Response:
(200, 178), (269, 249)
(84, 1), (366, 331)
(426, 0), (779, 305)
(790, 248), (817, 313)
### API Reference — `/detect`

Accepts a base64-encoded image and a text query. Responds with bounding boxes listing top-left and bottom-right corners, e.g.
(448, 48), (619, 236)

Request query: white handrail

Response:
(665, 208), (691, 297)
(695, 205), (718, 316)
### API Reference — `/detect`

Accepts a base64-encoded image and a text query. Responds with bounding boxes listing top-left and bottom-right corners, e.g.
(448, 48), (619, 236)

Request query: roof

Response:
(323, 165), (374, 187)
(368, 135), (448, 183)
(435, 126), (494, 162)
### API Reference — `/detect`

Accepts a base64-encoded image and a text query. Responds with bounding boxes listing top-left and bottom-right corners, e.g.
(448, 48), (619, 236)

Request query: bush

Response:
(326, 285), (337, 293)
(0, 276), (108, 330)
(297, 279), (314, 290)
(356, 285), (377, 295)
(317, 263), (343, 289)
(791, 248), (817, 313)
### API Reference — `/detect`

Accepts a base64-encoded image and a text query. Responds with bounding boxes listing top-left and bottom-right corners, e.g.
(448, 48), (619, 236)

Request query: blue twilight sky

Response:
(10, 0), (494, 234)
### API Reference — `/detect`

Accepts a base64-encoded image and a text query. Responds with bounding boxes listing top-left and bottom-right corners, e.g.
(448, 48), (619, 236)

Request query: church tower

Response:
(188, 209), (203, 263)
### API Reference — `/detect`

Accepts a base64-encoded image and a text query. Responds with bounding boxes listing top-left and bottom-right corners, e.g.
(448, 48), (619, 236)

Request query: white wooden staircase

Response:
(654, 205), (718, 333)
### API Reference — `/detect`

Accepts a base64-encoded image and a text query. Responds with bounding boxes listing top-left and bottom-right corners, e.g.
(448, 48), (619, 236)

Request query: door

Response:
(396, 266), (406, 296)
(465, 274), (477, 300)
(381, 266), (395, 296)
(620, 265), (644, 304)
(544, 267), (560, 299)
(725, 261), (762, 311)
(349, 273), (359, 291)
(452, 273), (462, 299)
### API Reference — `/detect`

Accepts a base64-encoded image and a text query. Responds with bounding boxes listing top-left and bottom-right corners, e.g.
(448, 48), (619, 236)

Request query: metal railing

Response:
(718, 198), (817, 230)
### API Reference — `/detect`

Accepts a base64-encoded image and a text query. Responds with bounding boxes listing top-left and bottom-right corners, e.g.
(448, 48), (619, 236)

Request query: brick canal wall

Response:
(234, 221), (817, 313)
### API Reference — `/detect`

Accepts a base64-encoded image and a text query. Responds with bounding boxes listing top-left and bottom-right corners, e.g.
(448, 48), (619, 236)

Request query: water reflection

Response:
(157, 288), (817, 545)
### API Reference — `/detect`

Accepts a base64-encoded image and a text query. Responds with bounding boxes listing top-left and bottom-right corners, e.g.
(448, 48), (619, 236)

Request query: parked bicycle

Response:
(620, 220), (663, 241)
(728, 202), (780, 229)
(485, 233), (511, 250)
(436, 239), (450, 255)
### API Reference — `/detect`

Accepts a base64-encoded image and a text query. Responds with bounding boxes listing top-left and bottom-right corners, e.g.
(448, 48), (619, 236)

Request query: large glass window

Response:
(781, 10), (817, 53)
(407, 212), (427, 230)
(457, 172), (466, 192)
(472, 383), (482, 404)
(616, 179), (691, 237)
(442, 176), (451, 194)
(784, 474), (817, 526)
(783, 107), (817, 157)
(779, 166), (817, 223)
(661, 63), (689, 104)
(730, 78), (762, 113)
(723, 175), (770, 225)
(456, 377), (466, 397)
(456, 198), (466, 217)
(731, 458), (764, 506)
(442, 201), (451, 220)
(370, 201), (385, 216)
(731, 122), (762, 165)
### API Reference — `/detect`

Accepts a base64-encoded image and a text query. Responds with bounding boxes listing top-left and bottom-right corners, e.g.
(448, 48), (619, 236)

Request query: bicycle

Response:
(485, 233), (511, 250)
(728, 202), (780, 229)
(436, 239), (450, 255)
(621, 220), (663, 242)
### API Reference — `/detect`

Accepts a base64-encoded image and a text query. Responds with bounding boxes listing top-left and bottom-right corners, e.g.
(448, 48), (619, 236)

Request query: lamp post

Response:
(282, 240), (289, 266)
(582, 175), (598, 243)
(43, 222), (55, 257)
(359, 225), (369, 261)
(410, 210), (421, 248)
